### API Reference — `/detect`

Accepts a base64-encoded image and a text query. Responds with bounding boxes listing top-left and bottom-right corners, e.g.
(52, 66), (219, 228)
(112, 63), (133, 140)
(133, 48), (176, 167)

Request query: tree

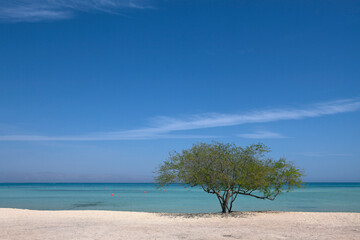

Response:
(155, 142), (304, 214)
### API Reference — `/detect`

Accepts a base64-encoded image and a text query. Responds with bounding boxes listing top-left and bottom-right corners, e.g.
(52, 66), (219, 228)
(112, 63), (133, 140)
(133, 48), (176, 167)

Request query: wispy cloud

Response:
(237, 131), (286, 139)
(0, 98), (359, 141)
(0, 0), (150, 22)
(0, 133), (214, 141)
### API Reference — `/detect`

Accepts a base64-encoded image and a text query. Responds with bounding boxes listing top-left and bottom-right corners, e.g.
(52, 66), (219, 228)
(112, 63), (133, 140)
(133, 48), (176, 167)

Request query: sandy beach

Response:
(0, 208), (359, 240)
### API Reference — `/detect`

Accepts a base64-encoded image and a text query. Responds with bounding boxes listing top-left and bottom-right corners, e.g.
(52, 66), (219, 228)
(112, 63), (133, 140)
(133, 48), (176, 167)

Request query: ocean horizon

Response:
(1, 182), (359, 213)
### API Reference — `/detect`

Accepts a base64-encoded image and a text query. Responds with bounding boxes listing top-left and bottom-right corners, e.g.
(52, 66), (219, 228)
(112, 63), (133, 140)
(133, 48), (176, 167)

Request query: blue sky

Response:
(0, 0), (359, 182)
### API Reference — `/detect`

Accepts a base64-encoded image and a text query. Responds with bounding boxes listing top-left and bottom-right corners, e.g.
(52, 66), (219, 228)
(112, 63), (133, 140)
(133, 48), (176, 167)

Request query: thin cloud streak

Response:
(0, 98), (359, 141)
(0, 134), (215, 141)
(237, 131), (286, 139)
(0, 0), (150, 22)
(148, 98), (360, 132)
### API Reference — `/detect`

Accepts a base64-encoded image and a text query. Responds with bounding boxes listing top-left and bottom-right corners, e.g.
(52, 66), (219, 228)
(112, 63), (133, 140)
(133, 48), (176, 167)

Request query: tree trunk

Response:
(221, 203), (227, 213)
(221, 201), (229, 213)
(224, 189), (231, 213)
(215, 192), (227, 213)
(228, 193), (238, 213)
(219, 190), (231, 214)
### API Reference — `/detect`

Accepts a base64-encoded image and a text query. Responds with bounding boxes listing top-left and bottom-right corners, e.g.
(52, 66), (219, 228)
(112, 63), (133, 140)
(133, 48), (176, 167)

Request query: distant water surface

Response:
(0, 183), (359, 213)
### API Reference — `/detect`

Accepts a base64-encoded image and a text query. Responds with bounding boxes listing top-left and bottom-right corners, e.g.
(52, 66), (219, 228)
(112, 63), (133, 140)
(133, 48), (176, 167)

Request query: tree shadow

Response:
(157, 210), (279, 219)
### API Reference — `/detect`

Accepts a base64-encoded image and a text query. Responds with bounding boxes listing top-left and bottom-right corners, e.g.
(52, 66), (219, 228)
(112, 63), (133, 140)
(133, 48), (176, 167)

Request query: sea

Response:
(0, 183), (359, 213)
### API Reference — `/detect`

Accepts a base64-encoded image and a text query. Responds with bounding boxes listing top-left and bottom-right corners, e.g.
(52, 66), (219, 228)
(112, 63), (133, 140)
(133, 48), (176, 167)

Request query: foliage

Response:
(155, 142), (304, 213)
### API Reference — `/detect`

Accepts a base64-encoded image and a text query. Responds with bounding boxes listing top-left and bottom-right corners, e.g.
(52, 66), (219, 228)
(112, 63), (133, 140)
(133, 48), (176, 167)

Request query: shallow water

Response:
(0, 183), (359, 213)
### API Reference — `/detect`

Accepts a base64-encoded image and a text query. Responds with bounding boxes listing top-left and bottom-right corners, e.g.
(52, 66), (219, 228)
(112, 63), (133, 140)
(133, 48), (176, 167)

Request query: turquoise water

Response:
(0, 183), (359, 213)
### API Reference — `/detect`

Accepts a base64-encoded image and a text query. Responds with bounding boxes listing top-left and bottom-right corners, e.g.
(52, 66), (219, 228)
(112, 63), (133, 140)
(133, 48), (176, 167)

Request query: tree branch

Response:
(238, 191), (280, 200)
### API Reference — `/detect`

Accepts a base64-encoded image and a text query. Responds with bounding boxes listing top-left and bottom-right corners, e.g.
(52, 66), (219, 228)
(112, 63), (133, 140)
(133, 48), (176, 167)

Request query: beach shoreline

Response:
(1, 208), (359, 240)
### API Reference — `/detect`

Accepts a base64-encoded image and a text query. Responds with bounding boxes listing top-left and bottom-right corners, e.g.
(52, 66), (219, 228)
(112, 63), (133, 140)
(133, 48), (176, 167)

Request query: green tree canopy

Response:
(155, 142), (304, 213)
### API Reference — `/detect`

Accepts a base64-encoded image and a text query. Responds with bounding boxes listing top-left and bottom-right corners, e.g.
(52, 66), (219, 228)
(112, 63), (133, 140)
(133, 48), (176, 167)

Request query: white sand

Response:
(0, 208), (359, 240)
